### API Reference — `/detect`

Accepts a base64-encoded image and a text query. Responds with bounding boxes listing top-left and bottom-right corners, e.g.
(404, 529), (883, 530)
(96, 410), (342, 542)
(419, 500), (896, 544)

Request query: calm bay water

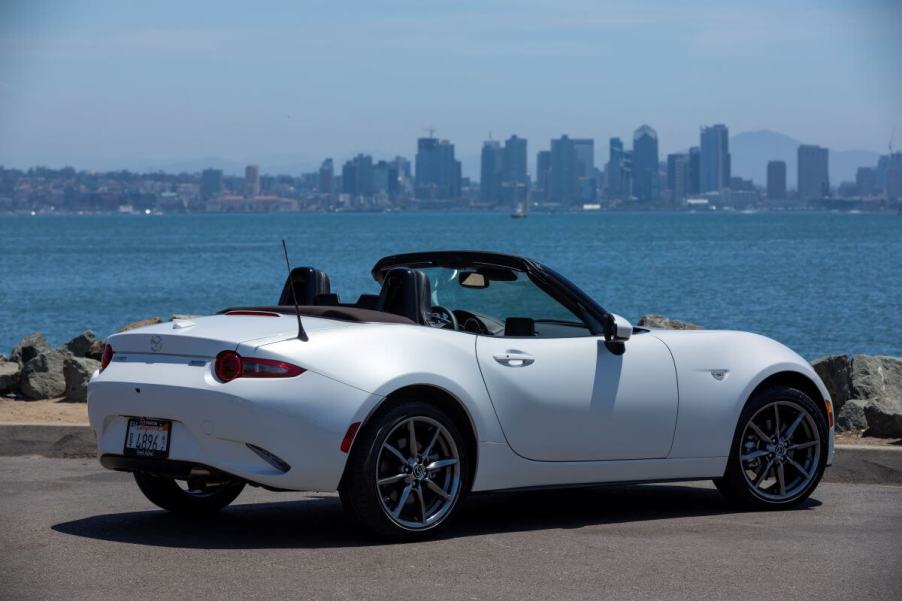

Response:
(0, 212), (899, 359)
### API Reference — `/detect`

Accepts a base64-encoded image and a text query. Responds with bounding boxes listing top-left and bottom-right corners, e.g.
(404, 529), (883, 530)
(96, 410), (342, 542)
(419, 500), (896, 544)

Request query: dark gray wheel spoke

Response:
(376, 415), (461, 530)
(740, 400), (821, 502)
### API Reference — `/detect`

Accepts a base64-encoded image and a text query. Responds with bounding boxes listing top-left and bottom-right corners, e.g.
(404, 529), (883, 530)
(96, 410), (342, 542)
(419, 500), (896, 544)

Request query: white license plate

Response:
(124, 417), (171, 458)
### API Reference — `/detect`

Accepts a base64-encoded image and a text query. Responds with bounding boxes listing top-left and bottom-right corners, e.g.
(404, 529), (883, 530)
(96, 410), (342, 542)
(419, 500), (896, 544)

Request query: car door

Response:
(476, 333), (679, 461)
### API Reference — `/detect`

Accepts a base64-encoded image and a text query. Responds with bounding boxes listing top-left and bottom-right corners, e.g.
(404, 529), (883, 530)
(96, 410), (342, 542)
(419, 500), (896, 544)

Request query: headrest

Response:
(278, 267), (331, 305)
(377, 267), (432, 325)
(355, 294), (379, 310)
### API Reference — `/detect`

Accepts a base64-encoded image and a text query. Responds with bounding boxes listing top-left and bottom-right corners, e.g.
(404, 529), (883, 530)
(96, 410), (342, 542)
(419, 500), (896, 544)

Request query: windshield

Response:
(421, 266), (583, 326)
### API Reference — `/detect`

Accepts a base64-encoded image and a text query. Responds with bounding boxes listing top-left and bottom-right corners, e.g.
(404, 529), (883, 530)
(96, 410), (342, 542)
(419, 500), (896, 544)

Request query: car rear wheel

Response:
(715, 386), (828, 509)
(134, 472), (245, 514)
(339, 401), (469, 541)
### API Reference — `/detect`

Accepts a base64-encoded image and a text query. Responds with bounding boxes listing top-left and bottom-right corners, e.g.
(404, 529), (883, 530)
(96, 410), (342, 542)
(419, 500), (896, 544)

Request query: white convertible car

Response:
(89, 250), (834, 539)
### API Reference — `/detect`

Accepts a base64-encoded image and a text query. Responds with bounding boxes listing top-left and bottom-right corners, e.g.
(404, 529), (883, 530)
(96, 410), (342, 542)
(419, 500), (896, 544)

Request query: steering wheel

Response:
(429, 305), (459, 330)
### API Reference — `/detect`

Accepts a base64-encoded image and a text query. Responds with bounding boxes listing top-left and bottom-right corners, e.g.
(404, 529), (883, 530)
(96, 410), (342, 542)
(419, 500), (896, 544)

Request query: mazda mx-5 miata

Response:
(88, 250), (834, 539)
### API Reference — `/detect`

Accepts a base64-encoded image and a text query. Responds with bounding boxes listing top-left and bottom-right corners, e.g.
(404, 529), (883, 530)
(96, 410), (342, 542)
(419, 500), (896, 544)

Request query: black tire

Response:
(134, 472), (245, 514)
(339, 401), (470, 541)
(715, 385), (828, 510)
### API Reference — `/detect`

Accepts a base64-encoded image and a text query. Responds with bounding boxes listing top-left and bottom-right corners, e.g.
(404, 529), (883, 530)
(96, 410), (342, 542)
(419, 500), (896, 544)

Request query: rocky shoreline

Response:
(2, 314), (900, 438)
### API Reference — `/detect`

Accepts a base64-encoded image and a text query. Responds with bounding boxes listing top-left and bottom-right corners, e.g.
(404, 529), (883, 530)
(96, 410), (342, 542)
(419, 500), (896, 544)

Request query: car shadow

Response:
(52, 483), (822, 549)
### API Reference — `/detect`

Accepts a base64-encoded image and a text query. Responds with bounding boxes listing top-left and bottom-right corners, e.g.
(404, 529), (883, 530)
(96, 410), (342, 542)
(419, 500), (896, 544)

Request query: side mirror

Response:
(604, 313), (632, 342)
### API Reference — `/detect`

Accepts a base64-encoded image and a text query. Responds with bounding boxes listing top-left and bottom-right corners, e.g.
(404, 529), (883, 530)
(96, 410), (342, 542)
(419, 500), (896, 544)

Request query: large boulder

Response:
(63, 356), (100, 403)
(20, 350), (68, 400)
(117, 317), (162, 333)
(811, 355), (851, 412)
(851, 355), (902, 402)
(10, 332), (51, 365)
(0, 361), (21, 394)
(863, 399), (902, 438)
(85, 338), (105, 361)
(63, 330), (98, 357)
(637, 314), (704, 330)
(836, 399), (869, 432)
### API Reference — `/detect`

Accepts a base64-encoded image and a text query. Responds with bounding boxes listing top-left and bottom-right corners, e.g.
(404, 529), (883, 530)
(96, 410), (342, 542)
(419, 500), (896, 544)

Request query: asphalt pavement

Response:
(1, 455), (900, 601)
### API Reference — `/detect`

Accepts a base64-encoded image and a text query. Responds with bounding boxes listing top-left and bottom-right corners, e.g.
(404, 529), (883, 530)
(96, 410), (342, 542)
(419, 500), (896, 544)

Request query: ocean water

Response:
(0, 212), (899, 359)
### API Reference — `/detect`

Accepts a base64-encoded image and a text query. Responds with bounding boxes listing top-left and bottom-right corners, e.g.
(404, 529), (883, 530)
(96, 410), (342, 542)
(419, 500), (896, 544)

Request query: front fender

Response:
(651, 330), (830, 459)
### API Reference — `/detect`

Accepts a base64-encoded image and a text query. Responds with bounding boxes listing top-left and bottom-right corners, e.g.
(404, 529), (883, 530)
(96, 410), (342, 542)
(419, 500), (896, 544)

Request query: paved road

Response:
(2, 456), (900, 601)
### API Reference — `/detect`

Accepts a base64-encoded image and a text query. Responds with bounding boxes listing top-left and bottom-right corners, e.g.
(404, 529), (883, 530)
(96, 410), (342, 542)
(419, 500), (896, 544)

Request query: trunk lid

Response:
(106, 313), (348, 358)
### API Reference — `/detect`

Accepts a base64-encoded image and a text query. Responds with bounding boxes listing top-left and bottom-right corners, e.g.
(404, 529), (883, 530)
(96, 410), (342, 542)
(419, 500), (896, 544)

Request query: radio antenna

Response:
(281, 240), (308, 342)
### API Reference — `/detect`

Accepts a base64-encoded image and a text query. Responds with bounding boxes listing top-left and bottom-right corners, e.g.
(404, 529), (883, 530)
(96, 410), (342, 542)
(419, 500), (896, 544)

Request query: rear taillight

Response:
(214, 350), (304, 383)
(100, 344), (114, 372)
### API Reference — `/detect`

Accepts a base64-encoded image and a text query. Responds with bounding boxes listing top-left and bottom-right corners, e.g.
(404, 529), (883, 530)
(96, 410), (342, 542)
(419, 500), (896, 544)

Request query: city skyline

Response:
(1, 1), (899, 174)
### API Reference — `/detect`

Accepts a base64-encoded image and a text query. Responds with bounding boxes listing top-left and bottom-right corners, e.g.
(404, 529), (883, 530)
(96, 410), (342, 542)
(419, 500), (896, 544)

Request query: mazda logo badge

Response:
(150, 335), (163, 352)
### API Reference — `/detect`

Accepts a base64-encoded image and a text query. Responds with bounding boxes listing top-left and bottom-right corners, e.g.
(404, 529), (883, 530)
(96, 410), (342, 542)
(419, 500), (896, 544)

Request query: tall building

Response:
(244, 164), (260, 198)
(856, 167), (877, 197)
(500, 135), (529, 205)
(536, 150), (551, 199)
(605, 138), (628, 198)
(480, 141), (503, 203)
(666, 153), (689, 204)
(797, 145), (829, 201)
(318, 159), (334, 194)
(700, 125), (730, 192)
(341, 154), (374, 197)
(549, 135), (578, 205)
(632, 125), (659, 202)
(766, 161), (787, 200)
(880, 152), (902, 200)
(687, 146), (701, 195)
(200, 168), (224, 200)
(573, 139), (596, 201)
(415, 137), (461, 200)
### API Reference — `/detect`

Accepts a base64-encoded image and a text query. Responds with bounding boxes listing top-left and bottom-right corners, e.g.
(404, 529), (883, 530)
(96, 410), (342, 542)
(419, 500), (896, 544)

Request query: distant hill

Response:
(729, 130), (880, 188)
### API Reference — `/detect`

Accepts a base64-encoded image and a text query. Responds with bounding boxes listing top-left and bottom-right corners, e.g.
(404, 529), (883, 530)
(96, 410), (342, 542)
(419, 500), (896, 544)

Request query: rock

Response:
(851, 355), (902, 402)
(63, 355), (100, 403)
(811, 355), (851, 412)
(20, 350), (68, 400)
(117, 317), (162, 333)
(85, 338), (105, 361)
(836, 399), (869, 432)
(863, 398), (902, 438)
(10, 332), (51, 365)
(0, 361), (21, 394)
(62, 330), (97, 357)
(637, 314), (704, 330)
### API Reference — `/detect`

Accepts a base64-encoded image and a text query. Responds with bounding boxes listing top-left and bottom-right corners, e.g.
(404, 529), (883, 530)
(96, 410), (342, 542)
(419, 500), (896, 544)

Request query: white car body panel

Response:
(89, 286), (834, 495)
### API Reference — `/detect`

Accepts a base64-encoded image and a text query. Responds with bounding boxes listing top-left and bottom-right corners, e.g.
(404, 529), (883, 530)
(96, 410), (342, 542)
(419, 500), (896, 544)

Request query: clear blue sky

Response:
(0, 0), (899, 176)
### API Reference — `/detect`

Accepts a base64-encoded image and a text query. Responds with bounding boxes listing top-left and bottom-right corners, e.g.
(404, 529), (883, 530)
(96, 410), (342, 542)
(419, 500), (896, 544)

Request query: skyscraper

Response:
(549, 135), (578, 205)
(766, 160), (787, 200)
(700, 125), (730, 192)
(687, 146), (701, 195)
(573, 139), (595, 202)
(318, 159), (334, 194)
(666, 153), (689, 204)
(797, 145), (829, 201)
(341, 154), (374, 197)
(536, 150), (551, 199)
(500, 135), (529, 205)
(415, 137), (461, 200)
(244, 164), (260, 198)
(632, 125), (659, 202)
(200, 168), (224, 200)
(480, 141), (503, 203)
(605, 138), (627, 198)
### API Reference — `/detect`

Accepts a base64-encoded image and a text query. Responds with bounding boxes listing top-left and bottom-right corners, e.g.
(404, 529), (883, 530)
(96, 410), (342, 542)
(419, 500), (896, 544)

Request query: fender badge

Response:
(150, 335), (163, 352)
(710, 369), (728, 381)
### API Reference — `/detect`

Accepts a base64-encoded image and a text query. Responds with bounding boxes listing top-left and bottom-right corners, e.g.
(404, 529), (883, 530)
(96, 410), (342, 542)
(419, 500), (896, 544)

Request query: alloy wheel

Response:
(739, 400), (821, 501)
(376, 416), (461, 530)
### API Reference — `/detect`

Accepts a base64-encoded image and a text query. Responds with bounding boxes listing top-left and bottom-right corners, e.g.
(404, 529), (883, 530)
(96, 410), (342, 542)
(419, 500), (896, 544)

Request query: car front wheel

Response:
(339, 401), (469, 540)
(715, 385), (828, 509)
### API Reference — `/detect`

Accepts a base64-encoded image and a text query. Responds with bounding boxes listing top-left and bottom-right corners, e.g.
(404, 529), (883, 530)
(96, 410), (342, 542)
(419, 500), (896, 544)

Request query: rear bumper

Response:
(88, 357), (381, 491)
(100, 454), (234, 481)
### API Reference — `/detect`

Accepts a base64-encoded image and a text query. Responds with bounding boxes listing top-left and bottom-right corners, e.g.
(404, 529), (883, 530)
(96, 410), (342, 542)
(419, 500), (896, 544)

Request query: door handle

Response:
(493, 351), (535, 367)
